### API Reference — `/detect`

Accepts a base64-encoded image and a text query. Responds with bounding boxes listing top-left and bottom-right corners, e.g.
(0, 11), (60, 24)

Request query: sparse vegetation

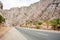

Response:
(0, 14), (5, 30)
(0, 15), (5, 24)
(22, 21), (43, 29)
(50, 19), (60, 30)
(44, 20), (51, 29)
(33, 21), (42, 29)
(21, 19), (60, 30)
(34, 21), (42, 25)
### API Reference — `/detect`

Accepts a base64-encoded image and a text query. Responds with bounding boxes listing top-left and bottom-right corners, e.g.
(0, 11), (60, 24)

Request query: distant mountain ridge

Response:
(1, 0), (60, 26)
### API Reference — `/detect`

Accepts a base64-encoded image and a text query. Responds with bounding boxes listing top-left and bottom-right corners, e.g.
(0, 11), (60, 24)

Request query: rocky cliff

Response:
(2, 0), (60, 26)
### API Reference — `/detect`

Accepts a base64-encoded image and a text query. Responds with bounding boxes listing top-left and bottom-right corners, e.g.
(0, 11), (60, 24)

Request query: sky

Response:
(0, 0), (40, 9)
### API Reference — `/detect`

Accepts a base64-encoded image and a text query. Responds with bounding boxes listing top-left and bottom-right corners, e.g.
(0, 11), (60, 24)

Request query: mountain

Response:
(2, 0), (60, 26)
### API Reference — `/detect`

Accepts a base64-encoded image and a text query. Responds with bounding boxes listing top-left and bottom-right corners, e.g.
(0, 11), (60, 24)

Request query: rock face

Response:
(1, 0), (60, 26)
(0, 1), (3, 10)
(0, 1), (3, 13)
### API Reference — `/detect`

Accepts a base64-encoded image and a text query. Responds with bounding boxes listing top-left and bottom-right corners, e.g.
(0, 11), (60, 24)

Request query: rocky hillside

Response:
(2, 0), (60, 26)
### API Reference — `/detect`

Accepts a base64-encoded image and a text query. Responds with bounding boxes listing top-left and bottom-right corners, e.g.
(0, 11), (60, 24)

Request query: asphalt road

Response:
(15, 27), (60, 40)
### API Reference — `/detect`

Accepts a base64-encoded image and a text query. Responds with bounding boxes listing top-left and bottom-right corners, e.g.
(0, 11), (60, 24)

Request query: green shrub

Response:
(50, 19), (59, 26)
(36, 24), (40, 29)
(34, 21), (42, 29)
(0, 15), (5, 24)
(50, 19), (60, 30)
(34, 21), (42, 25)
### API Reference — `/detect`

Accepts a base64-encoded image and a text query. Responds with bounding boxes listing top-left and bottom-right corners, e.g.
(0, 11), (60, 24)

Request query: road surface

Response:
(0, 27), (27, 40)
(0, 27), (60, 40)
(16, 27), (60, 40)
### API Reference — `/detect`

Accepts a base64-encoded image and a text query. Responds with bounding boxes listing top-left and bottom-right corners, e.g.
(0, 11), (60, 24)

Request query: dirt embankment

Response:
(0, 26), (11, 38)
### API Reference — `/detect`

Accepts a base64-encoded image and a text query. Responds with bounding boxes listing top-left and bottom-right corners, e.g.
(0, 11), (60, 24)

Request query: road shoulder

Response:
(0, 27), (27, 40)
(0, 27), (11, 38)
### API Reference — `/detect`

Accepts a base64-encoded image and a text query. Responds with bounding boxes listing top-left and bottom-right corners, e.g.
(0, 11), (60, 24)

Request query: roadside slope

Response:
(0, 27), (11, 38)
(0, 27), (27, 40)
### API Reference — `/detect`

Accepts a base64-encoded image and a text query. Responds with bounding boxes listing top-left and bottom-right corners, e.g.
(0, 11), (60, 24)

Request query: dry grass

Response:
(0, 26), (11, 38)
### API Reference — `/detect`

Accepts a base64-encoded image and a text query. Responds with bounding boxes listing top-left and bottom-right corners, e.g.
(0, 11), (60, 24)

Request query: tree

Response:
(50, 19), (60, 30)
(0, 14), (5, 29)
(0, 15), (5, 24)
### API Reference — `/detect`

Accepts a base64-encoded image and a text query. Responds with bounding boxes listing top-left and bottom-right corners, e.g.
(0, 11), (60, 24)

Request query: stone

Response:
(0, 0), (60, 26)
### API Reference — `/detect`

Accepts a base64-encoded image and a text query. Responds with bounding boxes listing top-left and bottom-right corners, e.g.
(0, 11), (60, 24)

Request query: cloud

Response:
(0, 0), (40, 9)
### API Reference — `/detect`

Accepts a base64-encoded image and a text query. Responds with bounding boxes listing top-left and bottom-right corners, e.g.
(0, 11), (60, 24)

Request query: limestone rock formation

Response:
(1, 0), (60, 26)
(0, 1), (3, 13)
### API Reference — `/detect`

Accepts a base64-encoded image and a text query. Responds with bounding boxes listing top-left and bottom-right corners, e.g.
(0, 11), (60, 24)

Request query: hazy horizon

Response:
(0, 0), (40, 9)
